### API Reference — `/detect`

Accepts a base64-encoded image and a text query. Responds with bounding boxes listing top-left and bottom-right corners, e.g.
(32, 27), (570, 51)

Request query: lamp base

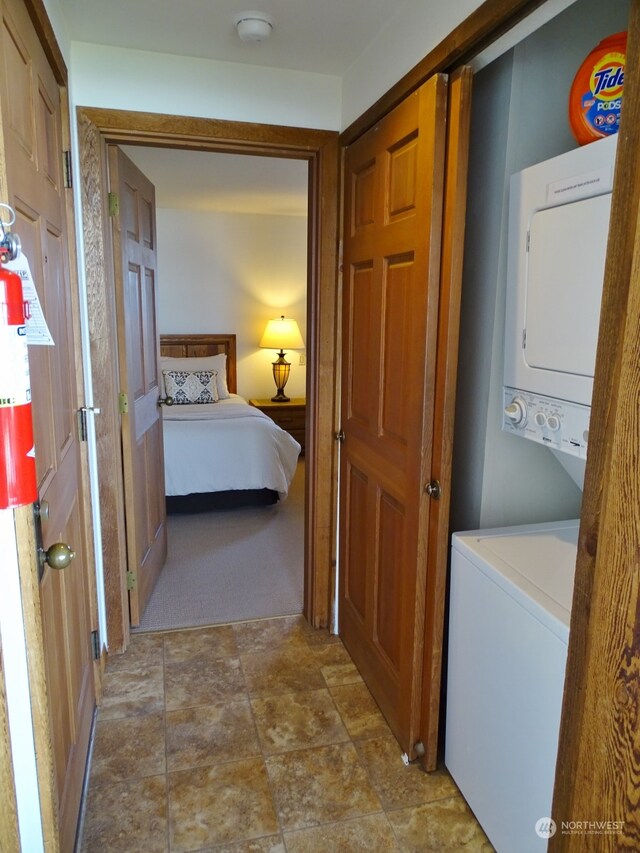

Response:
(271, 350), (291, 403)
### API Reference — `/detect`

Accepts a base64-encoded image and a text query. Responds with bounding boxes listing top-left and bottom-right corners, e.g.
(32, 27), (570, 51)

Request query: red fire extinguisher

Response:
(0, 233), (37, 509)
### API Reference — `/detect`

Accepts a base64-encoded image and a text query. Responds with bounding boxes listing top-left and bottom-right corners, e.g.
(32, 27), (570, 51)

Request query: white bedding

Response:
(162, 394), (301, 499)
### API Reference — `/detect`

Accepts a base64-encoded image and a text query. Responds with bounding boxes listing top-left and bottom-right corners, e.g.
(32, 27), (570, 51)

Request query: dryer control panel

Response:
(503, 387), (589, 458)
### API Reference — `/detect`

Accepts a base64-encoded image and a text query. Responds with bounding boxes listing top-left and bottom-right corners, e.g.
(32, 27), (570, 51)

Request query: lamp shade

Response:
(260, 316), (304, 351)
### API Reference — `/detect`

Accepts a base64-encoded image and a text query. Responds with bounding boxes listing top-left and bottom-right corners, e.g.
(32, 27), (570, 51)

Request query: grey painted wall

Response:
(450, 0), (629, 533)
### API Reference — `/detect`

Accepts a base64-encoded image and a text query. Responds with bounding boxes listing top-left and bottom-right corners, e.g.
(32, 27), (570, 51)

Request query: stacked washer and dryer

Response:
(445, 135), (617, 852)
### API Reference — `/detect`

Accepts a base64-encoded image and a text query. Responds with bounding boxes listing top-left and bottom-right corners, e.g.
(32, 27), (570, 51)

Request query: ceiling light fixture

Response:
(234, 11), (274, 43)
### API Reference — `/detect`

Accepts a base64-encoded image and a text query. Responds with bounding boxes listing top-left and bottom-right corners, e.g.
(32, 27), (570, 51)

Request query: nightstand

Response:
(249, 398), (306, 454)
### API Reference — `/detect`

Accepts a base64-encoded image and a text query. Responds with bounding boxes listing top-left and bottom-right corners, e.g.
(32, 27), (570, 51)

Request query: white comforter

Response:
(162, 394), (300, 499)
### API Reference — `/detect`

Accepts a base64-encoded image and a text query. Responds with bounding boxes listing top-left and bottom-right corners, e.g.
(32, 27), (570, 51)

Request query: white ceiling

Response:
(66, 1), (406, 213)
(121, 146), (309, 216)
(58, 0), (404, 76)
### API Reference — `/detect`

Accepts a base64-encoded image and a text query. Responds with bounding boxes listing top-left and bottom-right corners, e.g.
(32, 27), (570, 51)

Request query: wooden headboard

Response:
(159, 333), (237, 394)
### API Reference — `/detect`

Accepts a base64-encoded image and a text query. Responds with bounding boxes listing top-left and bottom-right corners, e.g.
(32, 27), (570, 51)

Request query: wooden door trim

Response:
(14, 507), (59, 851)
(22, 0), (66, 85)
(550, 2), (640, 842)
(77, 112), (130, 654)
(341, 0), (545, 145)
(77, 107), (339, 634)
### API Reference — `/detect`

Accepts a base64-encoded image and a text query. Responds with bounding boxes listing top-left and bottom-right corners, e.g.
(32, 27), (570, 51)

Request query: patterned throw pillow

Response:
(162, 369), (219, 404)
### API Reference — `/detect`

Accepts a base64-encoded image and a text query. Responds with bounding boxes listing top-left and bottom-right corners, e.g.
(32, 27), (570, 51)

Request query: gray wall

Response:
(450, 0), (629, 533)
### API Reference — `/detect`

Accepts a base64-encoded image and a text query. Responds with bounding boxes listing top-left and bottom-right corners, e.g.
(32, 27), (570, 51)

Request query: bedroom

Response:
(115, 143), (310, 630)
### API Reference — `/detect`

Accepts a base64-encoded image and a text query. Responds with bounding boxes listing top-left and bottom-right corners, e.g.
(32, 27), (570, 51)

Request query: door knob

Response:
(42, 542), (76, 570)
(424, 480), (442, 500)
(158, 396), (174, 407)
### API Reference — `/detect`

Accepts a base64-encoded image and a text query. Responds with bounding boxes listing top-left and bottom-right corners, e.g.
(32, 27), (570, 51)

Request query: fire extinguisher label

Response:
(0, 324), (31, 407)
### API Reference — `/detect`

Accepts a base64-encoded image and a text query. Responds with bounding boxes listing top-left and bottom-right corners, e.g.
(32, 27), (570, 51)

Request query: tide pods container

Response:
(569, 31), (626, 145)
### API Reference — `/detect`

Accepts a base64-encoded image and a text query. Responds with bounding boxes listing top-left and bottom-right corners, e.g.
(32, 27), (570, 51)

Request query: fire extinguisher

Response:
(0, 225), (37, 509)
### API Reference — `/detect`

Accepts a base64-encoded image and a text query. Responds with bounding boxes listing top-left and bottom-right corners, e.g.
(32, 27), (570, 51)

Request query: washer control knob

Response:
(534, 412), (546, 428)
(547, 414), (561, 432)
(504, 398), (527, 427)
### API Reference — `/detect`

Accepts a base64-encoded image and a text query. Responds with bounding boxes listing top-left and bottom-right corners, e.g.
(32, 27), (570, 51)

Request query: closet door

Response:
(339, 68), (472, 766)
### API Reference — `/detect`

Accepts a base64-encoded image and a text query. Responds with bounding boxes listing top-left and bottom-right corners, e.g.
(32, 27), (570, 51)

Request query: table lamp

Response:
(260, 315), (304, 402)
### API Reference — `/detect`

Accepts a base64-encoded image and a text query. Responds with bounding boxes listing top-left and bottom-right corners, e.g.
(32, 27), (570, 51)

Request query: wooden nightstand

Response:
(249, 398), (306, 454)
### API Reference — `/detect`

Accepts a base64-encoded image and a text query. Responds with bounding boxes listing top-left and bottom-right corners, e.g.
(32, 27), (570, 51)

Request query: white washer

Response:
(445, 519), (579, 852)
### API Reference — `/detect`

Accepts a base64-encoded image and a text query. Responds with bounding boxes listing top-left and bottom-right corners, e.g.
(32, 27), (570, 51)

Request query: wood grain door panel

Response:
(0, 0), (96, 848)
(339, 75), (447, 757)
(109, 146), (166, 625)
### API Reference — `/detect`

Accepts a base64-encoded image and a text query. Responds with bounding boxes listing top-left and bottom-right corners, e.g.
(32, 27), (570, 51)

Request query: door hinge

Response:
(126, 570), (137, 591)
(335, 429), (345, 443)
(77, 408), (88, 441)
(63, 150), (72, 189)
(119, 392), (129, 415)
(77, 406), (102, 441)
(526, 230), (530, 253)
(522, 328), (527, 350)
(91, 629), (100, 661)
(108, 192), (120, 217)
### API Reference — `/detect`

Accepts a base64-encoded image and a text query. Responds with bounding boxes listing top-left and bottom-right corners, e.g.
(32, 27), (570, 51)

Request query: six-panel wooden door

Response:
(108, 146), (167, 624)
(339, 75), (449, 759)
(0, 0), (96, 848)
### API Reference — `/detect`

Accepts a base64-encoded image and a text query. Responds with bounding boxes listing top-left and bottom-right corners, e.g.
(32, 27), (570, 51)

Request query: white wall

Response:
(341, 0), (481, 128)
(451, 0), (629, 533)
(157, 208), (308, 400)
(70, 42), (341, 131)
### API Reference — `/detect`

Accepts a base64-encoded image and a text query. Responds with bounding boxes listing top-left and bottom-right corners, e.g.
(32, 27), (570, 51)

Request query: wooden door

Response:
(0, 0), (95, 848)
(108, 147), (166, 625)
(339, 74), (449, 760)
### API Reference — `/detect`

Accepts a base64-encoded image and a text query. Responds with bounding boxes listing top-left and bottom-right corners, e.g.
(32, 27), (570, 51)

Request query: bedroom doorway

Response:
(77, 111), (339, 651)
(118, 145), (310, 631)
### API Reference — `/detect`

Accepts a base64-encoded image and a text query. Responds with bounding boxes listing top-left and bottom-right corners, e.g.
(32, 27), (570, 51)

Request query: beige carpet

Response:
(136, 461), (304, 631)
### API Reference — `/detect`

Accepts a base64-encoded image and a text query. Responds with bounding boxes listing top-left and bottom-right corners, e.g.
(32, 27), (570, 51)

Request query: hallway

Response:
(78, 616), (492, 851)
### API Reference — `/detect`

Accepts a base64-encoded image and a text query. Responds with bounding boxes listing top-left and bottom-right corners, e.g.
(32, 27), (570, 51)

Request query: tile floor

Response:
(78, 615), (493, 852)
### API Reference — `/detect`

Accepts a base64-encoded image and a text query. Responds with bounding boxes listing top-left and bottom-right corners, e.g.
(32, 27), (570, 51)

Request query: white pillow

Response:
(160, 354), (230, 399)
(163, 369), (218, 404)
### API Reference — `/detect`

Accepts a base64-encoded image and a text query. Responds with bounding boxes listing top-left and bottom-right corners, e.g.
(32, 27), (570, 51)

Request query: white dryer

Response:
(445, 519), (579, 853)
(503, 135), (617, 462)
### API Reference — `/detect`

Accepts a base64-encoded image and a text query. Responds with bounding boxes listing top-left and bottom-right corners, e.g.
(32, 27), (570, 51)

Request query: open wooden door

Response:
(340, 74), (448, 759)
(0, 0), (97, 848)
(339, 69), (472, 766)
(108, 147), (166, 625)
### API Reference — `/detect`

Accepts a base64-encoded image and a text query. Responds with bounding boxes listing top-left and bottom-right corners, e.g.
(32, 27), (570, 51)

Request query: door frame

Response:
(77, 108), (340, 649)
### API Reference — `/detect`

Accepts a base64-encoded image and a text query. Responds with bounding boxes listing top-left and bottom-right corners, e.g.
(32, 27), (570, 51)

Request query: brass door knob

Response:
(43, 542), (76, 570)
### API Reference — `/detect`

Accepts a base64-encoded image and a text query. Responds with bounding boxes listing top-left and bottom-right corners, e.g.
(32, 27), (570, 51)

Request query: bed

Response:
(160, 333), (301, 512)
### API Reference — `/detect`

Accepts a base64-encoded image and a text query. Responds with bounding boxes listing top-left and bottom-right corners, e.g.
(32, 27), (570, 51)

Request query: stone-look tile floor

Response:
(79, 616), (494, 852)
